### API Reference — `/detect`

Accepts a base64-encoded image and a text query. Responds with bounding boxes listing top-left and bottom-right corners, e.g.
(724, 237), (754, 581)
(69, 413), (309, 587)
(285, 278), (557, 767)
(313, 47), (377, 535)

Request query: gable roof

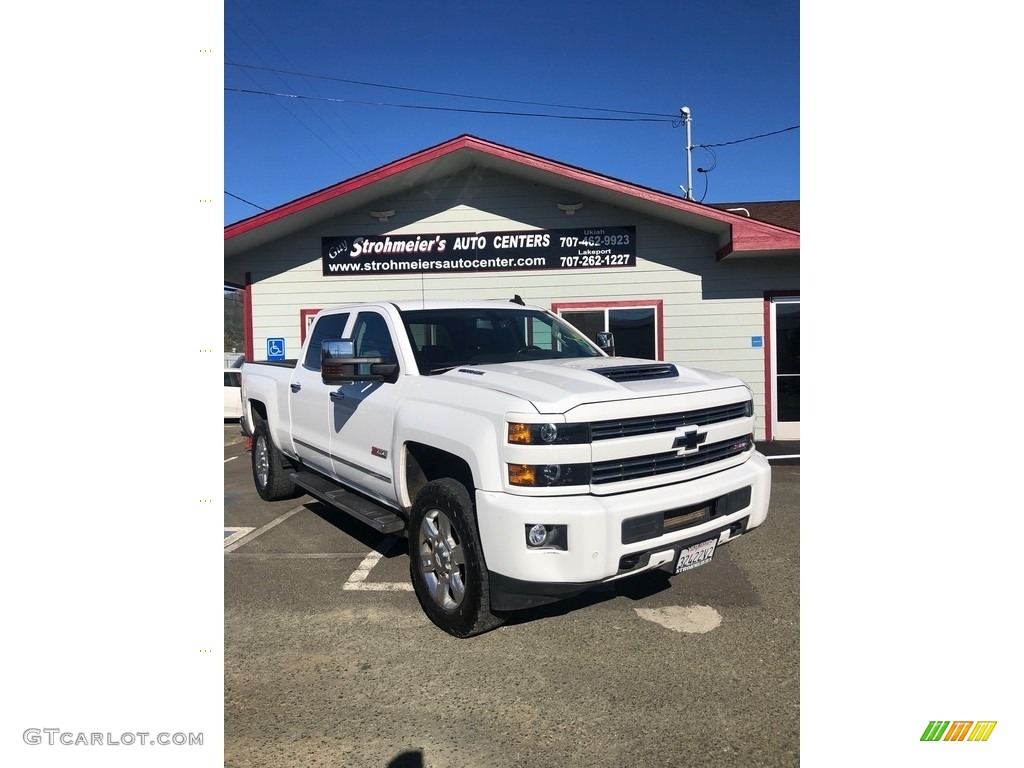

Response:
(225, 134), (798, 261)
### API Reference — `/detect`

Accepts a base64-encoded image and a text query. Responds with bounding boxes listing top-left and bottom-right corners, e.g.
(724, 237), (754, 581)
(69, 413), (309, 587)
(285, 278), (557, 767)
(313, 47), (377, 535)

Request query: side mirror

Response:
(321, 339), (397, 384)
(596, 331), (616, 356)
(322, 339), (355, 360)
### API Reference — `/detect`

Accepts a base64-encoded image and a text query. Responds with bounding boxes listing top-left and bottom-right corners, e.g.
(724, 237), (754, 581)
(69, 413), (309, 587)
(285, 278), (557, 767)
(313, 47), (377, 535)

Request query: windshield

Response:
(401, 307), (603, 374)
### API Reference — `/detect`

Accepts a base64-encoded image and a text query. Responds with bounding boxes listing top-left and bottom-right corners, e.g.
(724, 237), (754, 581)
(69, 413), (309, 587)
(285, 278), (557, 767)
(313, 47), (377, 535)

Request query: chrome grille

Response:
(592, 437), (752, 484)
(591, 401), (750, 440)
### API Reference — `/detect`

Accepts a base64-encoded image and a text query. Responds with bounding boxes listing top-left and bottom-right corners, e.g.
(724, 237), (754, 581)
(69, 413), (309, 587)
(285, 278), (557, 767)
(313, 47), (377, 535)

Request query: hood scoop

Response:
(595, 363), (679, 382)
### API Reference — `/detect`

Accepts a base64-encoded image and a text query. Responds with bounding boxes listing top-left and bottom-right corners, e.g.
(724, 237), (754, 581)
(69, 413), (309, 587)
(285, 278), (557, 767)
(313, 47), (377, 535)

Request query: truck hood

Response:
(440, 357), (744, 413)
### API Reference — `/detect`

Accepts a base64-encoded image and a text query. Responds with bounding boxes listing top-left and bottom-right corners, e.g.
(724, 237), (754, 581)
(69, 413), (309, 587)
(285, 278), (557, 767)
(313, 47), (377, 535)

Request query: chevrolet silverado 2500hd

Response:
(240, 299), (771, 637)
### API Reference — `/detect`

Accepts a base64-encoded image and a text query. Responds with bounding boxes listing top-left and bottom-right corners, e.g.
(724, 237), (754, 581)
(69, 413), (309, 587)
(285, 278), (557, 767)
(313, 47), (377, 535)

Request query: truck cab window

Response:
(303, 313), (350, 370)
(352, 312), (397, 374)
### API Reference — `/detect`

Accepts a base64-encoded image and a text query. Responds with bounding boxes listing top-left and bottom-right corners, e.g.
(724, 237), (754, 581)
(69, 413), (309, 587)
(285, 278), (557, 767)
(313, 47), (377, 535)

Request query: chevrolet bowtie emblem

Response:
(672, 428), (707, 452)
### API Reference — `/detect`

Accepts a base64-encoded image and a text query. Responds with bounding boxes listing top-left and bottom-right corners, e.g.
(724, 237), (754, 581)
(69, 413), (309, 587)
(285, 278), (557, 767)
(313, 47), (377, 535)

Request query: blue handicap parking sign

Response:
(267, 337), (285, 360)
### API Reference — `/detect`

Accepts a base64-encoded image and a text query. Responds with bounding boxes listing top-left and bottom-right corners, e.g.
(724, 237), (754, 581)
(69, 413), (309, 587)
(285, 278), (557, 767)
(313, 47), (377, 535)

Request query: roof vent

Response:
(596, 364), (679, 382)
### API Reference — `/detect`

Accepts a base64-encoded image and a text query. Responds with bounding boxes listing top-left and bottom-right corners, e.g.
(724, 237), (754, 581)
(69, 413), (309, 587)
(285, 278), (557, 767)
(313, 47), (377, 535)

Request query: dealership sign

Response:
(321, 226), (636, 276)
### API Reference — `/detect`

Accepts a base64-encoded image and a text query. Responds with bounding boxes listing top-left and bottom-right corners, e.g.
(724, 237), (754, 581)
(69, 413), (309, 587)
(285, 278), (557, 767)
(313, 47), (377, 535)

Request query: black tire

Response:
(251, 421), (298, 501)
(409, 478), (504, 638)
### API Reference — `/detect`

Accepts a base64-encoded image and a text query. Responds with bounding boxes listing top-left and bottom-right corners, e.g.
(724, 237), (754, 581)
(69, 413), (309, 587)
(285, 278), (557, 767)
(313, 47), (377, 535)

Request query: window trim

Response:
(762, 290), (799, 442)
(551, 299), (664, 360)
(300, 308), (322, 344)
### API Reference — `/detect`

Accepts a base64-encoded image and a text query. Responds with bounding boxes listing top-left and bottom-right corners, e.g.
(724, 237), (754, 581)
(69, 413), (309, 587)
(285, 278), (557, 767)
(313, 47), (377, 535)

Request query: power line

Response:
(225, 87), (675, 123)
(225, 81), (799, 139)
(226, 4), (380, 166)
(698, 125), (799, 148)
(225, 191), (267, 211)
(226, 62), (672, 119)
(225, 55), (364, 173)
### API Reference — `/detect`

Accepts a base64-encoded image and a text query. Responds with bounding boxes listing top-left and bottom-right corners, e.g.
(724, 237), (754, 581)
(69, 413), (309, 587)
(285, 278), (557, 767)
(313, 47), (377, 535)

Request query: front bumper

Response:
(475, 452), (771, 610)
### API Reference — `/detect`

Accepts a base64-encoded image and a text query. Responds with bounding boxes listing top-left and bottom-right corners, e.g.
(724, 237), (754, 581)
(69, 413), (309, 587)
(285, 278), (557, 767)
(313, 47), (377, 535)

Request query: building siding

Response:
(235, 168), (797, 439)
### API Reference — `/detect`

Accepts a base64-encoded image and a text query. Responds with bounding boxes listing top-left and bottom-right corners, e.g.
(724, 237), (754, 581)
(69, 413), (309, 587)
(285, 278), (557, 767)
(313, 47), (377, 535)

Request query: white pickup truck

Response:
(240, 298), (770, 637)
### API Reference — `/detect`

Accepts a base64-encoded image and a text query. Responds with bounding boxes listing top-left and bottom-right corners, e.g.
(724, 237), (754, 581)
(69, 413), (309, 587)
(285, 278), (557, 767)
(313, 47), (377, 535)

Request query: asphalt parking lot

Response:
(224, 422), (799, 768)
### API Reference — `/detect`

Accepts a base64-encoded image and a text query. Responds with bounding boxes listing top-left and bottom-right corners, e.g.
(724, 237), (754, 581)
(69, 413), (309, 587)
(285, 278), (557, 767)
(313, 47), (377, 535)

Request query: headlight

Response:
(508, 463), (590, 486)
(507, 422), (589, 445)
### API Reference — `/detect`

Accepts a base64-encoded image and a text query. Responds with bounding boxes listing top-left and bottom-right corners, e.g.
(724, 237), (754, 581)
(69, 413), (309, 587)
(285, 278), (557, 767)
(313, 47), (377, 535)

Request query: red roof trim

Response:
(225, 135), (798, 254)
(225, 136), (477, 240)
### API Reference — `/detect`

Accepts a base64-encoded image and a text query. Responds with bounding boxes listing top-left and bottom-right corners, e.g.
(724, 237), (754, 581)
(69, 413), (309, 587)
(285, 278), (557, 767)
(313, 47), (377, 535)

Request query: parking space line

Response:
(343, 535), (413, 591)
(344, 581), (415, 593)
(224, 527), (256, 547)
(224, 505), (306, 553)
(224, 506), (413, 590)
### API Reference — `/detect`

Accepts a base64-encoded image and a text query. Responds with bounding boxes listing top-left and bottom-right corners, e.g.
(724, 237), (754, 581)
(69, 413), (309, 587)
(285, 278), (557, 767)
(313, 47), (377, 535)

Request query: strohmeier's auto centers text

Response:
(321, 226), (636, 276)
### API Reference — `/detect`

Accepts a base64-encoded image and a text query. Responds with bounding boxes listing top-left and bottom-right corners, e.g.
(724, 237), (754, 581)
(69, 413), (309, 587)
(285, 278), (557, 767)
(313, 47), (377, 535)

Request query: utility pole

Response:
(680, 106), (693, 201)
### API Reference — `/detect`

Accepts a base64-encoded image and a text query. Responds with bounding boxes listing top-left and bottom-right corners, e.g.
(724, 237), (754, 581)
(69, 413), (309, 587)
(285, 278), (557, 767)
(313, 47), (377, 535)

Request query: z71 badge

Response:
(371, 447), (388, 459)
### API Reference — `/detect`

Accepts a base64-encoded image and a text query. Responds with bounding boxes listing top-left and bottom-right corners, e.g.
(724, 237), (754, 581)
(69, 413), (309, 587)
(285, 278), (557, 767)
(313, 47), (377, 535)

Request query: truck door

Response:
(288, 311), (351, 477)
(328, 309), (401, 506)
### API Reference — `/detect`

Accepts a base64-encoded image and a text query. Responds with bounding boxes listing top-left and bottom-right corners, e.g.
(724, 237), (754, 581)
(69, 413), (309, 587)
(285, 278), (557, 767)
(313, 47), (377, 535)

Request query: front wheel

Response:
(251, 421), (298, 501)
(409, 479), (503, 638)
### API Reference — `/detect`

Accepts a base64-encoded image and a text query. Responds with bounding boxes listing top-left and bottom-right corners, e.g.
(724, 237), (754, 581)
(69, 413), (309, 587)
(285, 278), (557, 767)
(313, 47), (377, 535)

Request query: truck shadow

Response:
(499, 570), (676, 628)
(301, 495), (761, 626)
(304, 499), (408, 558)
(499, 551), (761, 628)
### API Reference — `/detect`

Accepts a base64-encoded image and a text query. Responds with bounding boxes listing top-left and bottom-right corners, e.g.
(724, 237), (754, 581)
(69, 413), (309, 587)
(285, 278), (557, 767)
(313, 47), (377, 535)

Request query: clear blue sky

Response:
(225, 0), (799, 226)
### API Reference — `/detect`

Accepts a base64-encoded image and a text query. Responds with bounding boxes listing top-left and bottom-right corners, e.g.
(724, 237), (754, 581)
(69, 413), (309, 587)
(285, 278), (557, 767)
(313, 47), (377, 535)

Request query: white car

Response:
(224, 368), (243, 420)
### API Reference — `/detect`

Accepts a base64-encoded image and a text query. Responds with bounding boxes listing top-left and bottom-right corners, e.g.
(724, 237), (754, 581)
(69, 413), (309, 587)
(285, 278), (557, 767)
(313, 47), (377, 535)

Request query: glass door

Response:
(770, 297), (800, 440)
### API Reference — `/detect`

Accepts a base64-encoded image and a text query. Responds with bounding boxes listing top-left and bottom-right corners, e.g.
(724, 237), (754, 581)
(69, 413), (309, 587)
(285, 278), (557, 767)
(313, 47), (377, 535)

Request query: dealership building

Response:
(224, 135), (799, 441)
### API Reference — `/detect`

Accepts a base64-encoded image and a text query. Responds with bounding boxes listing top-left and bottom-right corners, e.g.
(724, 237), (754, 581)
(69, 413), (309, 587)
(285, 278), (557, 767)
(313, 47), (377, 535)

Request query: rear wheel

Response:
(409, 478), (503, 637)
(251, 421), (298, 501)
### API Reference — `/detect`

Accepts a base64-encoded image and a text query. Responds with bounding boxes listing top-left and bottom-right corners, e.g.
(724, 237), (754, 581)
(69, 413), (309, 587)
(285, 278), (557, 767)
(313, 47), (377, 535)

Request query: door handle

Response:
(290, 383), (301, 393)
(330, 388), (345, 402)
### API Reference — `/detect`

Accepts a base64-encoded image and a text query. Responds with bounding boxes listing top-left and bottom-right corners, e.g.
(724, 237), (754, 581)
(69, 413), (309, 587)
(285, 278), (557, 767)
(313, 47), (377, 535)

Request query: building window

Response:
(552, 300), (663, 360)
(300, 308), (322, 344)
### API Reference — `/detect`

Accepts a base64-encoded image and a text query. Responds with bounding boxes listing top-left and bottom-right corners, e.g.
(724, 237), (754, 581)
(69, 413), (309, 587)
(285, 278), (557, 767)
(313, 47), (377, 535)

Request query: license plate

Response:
(674, 538), (717, 573)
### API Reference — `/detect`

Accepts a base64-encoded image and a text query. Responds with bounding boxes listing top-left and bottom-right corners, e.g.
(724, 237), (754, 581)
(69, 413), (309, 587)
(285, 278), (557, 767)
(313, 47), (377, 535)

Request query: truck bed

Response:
(244, 359), (298, 368)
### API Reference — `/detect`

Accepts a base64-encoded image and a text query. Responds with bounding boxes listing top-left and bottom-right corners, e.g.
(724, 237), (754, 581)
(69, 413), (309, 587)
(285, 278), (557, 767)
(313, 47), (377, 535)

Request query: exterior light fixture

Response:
(557, 203), (583, 215)
(369, 209), (395, 222)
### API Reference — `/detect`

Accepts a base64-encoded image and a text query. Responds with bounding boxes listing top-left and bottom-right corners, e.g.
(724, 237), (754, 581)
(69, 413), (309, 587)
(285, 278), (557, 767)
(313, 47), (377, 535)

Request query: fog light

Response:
(527, 524), (548, 547)
(524, 523), (568, 550)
